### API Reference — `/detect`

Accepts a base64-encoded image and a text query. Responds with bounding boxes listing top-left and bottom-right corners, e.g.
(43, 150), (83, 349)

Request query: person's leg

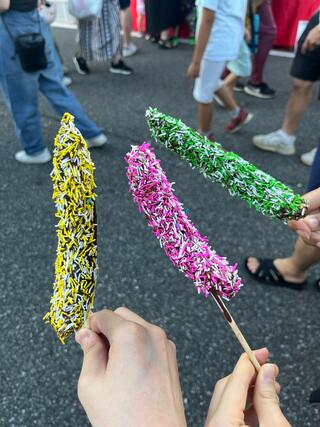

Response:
(120, 6), (132, 48)
(1, 72), (46, 155)
(247, 238), (320, 284)
(215, 84), (238, 110)
(247, 141), (320, 283)
(193, 59), (226, 134)
(38, 16), (102, 138)
(282, 78), (313, 135)
(250, 0), (276, 86)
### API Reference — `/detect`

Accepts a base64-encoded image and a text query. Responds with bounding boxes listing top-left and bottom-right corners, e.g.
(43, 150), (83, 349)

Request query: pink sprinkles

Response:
(125, 143), (242, 301)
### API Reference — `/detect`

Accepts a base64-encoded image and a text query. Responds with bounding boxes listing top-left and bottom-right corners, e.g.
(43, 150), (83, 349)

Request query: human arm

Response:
(0, 0), (9, 13)
(301, 14), (320, 54)
(288, 187), (320, 247)
(204, 348), (291, 427)
(187, 7), (215, 79)
(76, 308), (187, 427)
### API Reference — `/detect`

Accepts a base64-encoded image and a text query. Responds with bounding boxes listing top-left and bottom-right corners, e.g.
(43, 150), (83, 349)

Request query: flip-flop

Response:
(310, 387), (320, 403)
(244, 257), (307, 290)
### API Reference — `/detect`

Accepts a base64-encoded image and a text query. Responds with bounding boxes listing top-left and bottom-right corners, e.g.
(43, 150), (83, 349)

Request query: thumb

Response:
(254, 364), (290, 426)
(76, 328), (109, 378)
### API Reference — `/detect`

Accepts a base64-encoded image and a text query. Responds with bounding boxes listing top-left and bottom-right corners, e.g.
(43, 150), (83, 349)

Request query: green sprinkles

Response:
(146, 107), (307, 222)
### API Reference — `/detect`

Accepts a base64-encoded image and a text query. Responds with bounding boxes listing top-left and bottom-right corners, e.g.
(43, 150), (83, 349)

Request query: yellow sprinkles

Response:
(43, 113), (98, 343)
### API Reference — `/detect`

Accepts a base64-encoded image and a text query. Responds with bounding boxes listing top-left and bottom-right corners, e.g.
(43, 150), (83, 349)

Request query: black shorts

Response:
(119, 0), (130, 10)
(290, 12), (320, 82)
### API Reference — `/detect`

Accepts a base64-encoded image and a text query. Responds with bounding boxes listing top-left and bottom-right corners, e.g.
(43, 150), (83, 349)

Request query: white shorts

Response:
(136, 0), (145, 14)
(193, 59), (226, 104)
(227, 40), (252, 77)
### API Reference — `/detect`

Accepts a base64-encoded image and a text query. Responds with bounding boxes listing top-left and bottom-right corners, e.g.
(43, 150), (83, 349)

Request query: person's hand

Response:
(301, 26), (320, 54)
(187, 61), (200, 79)
(244, 27), (252, 43)
(204, 348), (291, 427)
(76, 308), (187, 427)
(288, 187), (320, 247)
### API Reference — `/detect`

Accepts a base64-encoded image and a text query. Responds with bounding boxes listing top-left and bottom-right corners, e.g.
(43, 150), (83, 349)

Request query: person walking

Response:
(145, 0), (184, 48)
(187, 0), (252, 139)
(73, 0), (133, 76)
(119, 0), (138, 57)
(252, 10), (320, 165)
(244, 0), (277, 99)
(0, 0), (107, 164)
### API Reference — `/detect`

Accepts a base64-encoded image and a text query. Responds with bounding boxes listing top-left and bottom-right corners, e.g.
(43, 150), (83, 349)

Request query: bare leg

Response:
(215, 85), (238, 111)
(223, 73), (238, 91)
(120, 7), (132, 47)
(198, 102), (214, 133)
(247, 237), (320, 284)
(282, 78), (313, 135)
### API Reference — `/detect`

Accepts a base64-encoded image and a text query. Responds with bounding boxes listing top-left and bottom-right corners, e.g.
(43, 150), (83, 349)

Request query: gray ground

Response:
(0, 29), (320, 427)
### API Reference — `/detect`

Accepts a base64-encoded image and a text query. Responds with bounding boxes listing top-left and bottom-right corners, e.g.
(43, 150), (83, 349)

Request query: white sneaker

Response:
(301, 147), (317, 166)
(87, 133), (108, 148)
(213, 94), (226, 108)
(123, 42), (138, 58)
(15, 148), (51, 164)
(252, 131), (295, 155)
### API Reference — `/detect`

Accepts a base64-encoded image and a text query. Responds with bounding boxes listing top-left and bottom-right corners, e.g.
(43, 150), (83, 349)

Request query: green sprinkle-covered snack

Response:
(146, 108), (307, 222)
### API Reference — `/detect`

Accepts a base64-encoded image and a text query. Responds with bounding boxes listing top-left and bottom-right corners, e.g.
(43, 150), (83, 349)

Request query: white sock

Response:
(229, 107), (240, 118)
(277, 129), (296, 144)
(198, 130), (211, 137)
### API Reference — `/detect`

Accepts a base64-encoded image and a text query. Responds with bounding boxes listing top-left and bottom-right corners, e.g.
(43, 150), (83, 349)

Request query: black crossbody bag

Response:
(2, 11), (48, 72)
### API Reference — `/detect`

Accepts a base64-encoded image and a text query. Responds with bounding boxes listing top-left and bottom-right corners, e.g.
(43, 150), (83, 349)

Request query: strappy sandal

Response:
(244, 257), (307, 290)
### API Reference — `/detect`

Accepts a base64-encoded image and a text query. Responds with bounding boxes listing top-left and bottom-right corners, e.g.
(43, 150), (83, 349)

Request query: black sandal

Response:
(310, 387), (320, 403)
(244, 257), (307, 290)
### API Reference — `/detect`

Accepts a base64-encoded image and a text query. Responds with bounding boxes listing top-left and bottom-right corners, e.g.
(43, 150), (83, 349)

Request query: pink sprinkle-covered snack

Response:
(125, 143), (242, 301)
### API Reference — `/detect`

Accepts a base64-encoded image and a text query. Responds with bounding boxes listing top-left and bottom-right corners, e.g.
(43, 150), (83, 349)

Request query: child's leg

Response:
(193, 59), (226, 133)
(215, 84), (238, 111)
(223, 73), (238, 91)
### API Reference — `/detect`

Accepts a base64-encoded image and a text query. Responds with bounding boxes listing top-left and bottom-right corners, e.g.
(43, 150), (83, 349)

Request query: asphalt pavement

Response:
(0, 29), (320, 426)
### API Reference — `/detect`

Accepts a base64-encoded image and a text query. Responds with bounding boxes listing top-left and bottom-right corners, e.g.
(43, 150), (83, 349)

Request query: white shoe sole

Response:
(244, 86), (275, 99)
(72, 57), (88, 75)
(229, 113), (253, 134)
(252, 139), (295, 155)
(300, 155), (314, 166)
(109, 68), (132, 76)
(123, 47), (138, 57)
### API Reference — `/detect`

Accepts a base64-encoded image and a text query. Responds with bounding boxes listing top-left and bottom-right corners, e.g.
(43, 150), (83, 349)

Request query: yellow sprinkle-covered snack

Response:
(44, 113), (98, 343)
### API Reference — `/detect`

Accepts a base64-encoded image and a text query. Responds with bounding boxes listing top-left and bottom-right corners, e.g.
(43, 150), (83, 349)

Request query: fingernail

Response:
(263, 364), (276, 383)
(297, 231), (310, 240)
(306, 217), (319, 228)
(75, 329), (91, 350)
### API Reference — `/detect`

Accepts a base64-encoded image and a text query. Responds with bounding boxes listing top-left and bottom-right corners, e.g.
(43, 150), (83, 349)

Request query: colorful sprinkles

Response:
(44, 113), (98, 343)
(126, 143), (242, 300)
(146, 108), (307, 221)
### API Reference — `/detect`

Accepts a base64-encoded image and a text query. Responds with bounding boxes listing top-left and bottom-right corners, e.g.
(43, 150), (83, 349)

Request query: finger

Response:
(304, 214), (320, 231)
(89, 309), (127, 345)
(301, 39), (307, 54)
(288, 218), (311, 237)
(76, 328), (109, 378)
(303, 188), (320, 212)
(114, 306), (151, 328)
(254, 364), (289, 426)
(208, 348), (269, 418)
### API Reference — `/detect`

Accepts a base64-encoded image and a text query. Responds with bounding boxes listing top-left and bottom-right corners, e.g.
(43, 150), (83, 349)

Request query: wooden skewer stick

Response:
(210, 291), (261, 372)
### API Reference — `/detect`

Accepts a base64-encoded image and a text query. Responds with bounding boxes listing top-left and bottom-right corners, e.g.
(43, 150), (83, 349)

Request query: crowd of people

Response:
(1, 0), (320, 425)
